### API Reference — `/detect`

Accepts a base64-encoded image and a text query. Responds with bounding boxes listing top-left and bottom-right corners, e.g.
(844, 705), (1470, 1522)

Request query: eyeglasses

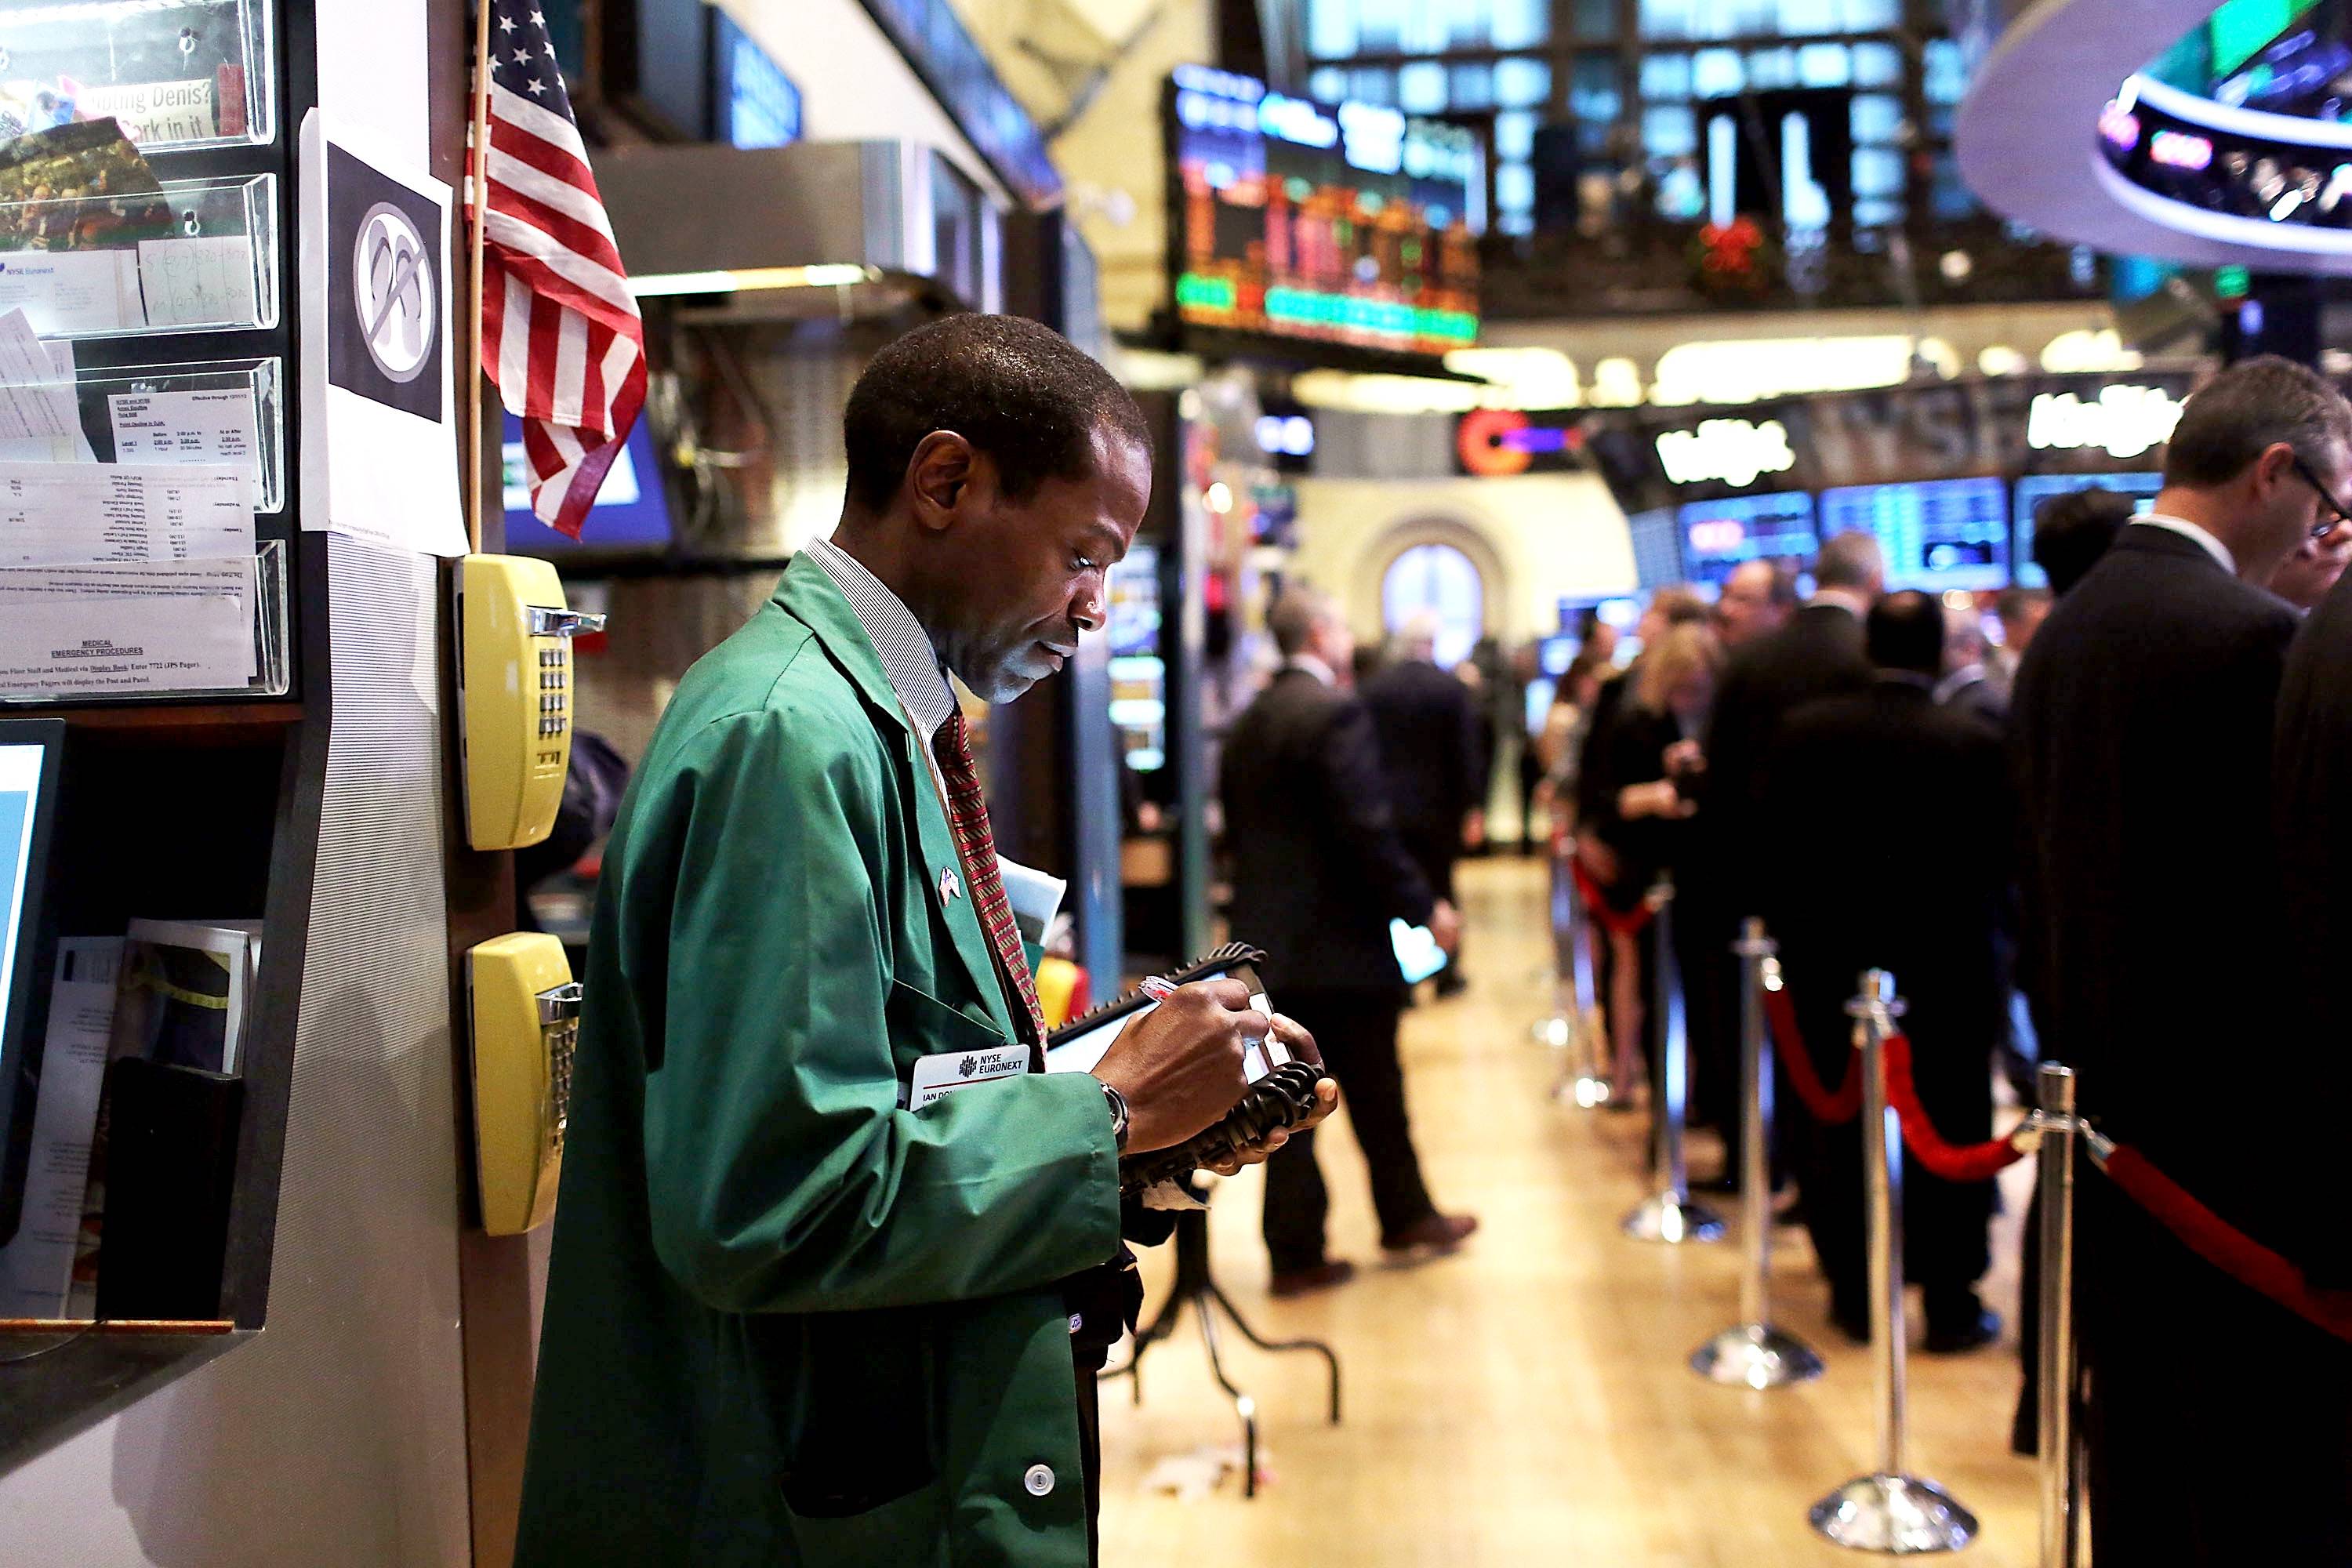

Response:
(2289, 453), (2352, 539)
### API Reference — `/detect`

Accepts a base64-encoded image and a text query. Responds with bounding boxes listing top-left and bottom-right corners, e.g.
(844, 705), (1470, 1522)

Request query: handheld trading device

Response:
(456, 554), (608, 852)
(1046, 942), (1334, 1191)
(0, 718), (64, 1247)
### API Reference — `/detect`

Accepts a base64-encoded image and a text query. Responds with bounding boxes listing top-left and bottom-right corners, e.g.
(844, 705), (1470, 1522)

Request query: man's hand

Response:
(1202, 1015), (1338, 1175)
(1091, 979), (1264, 1153)
(1429, 899), (1463, 955)
(1663, 738), (1705, 778)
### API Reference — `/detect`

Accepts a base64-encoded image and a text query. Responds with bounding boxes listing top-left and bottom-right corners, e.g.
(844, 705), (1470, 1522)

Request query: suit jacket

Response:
(1703, 604), (1873, 913)
(518, 557), (1121, 1567)
(1361, 655), (1486, 833)
(1221, 666), (1438, 991)
(1588, 700), (1695, 905)
(2011, 525), (2297, 1246)
(2274, 567), (2352, 1287)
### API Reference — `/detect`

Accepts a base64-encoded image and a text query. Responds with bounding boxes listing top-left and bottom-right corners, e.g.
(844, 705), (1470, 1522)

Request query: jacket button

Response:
(1023, 1463), (1055, 1497)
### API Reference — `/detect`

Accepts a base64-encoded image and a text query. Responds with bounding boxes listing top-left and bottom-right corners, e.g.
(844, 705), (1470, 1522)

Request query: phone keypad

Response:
(532, 638), (571, 763)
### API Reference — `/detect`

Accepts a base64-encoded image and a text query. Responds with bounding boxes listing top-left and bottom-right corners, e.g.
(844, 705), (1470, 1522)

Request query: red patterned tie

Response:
(933, 710), (1049, 1045)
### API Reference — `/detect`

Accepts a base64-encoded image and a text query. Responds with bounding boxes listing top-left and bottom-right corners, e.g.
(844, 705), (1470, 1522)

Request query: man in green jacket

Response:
(515, 314), (1329, 1566)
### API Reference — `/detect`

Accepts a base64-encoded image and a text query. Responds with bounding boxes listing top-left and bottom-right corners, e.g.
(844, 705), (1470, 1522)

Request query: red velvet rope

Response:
(1882, 1034), (2027, 1183)
(1569, 856), (1655, 938)
(2099, 1145), (2352, 1343)
(1762, 984), (1860, 1124)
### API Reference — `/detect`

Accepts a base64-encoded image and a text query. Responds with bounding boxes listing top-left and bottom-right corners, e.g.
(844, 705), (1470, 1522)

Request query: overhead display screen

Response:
(1167, 65), (1482, 358)
(1679, 492), (1819, 588)
(1821, 477), (2012, 591)
(2013, 472), (2161, 587)
(503, 414), (674, 554)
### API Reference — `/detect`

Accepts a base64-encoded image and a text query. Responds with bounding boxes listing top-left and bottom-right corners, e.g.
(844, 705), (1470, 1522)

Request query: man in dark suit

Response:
(1224, 590), (1477, 1295)
(1363, 612), (1486, 996)
(2013, 355), (2352, 1563)
(1761, 593), (2007, 1348)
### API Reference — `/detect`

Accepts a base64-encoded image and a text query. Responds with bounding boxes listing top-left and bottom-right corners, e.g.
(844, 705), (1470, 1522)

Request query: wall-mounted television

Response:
(1678, 491), (1819, 589)
(503, 414), (677, 555)
(1820, 477), (2011, 592)
(1165, 64), (1482, 359)
(2013, 472), (2161, 588)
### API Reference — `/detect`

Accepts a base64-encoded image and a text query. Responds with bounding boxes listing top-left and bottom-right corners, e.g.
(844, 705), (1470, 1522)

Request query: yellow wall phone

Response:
(457, 554), (606, 851)
(466, 933), (580, 1236)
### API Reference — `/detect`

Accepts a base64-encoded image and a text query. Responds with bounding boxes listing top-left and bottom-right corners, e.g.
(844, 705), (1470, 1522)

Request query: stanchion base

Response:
(1807, 1473), (1979, 1553)
(1562, 1075), (1614, 1108)
(1620, 1193), (1727, 1243)
(1689, 1322), (1825, 1388)
(1533, 1014), (1575, 1049)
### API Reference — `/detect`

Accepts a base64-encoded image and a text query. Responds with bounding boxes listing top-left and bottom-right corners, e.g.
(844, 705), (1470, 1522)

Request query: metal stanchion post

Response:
(2035, 1064), (2078, 1568)
(1621, 877), (1725, 1243)
(1537, 837), (1611, 1105)
(1809, 969), (1979, 1554)
(1690, 920), (1825, 1386)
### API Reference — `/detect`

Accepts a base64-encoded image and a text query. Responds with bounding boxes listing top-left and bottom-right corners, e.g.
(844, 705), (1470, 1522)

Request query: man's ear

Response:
(2257, 441), (2299, 492)
(906, 431), (978, 532)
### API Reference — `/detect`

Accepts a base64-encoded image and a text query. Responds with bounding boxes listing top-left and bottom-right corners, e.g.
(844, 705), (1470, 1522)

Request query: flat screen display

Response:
(1820, 477), (2011, 592)
(1167, 65), (1482, 358)
(1678, 491), (1819, 589)
(1107, 546), (1165, 773)
(0, 721), (60, 1247)
(2013, 473), (2161, 588)
(0, 743), (44, 1070)
(503, 414), (675, 554)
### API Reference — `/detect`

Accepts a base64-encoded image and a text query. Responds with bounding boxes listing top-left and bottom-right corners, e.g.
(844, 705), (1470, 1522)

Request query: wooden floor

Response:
(1098, 856), (2039, 1566)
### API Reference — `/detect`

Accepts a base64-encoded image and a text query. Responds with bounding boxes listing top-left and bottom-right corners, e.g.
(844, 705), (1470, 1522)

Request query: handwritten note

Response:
(137, 235), (260, 329)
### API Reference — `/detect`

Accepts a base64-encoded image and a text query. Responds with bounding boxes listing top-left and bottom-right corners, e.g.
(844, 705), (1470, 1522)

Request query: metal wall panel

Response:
(0, 539), (471, 1566)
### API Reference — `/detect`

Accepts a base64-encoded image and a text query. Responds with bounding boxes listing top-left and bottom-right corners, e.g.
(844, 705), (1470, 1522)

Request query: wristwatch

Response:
(1098, 1080), (1131, 1153)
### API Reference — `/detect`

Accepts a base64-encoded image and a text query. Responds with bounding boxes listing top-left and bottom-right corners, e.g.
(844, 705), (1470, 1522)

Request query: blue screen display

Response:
(502, 415), (675, 554)
(2013, 473), (2161, 588)
(715, 13), (801, 149)
(1677, 491), (1819, 588)
(1820, 477), (2011, 592)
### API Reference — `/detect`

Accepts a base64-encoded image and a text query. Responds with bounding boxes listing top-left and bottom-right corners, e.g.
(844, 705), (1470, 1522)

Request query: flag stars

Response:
(524, 77), (548, 96)
(529, 9), (546, 23)
(513, 47), (532, 64)
(497, 12), (516, 31)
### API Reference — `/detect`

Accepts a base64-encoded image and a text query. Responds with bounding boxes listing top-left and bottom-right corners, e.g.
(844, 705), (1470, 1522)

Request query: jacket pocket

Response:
(782, 1477), (950, 1566)
(885, 978), (1014, 1070)
(747, 1309), (938, 1520)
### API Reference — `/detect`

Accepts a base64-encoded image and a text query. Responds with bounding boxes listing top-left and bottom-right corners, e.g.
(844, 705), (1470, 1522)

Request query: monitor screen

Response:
(0, 720), (61, 1246)
(1107, 546), (1165, 772)
(1820, 477), (2011, 592)
(2013, 473), (2161, 588)
(503, 415), (675, 554)
(1678, 491), (1819, 589)
(1624, 506), (1684, 590)
(1166, 65), (1482, 358)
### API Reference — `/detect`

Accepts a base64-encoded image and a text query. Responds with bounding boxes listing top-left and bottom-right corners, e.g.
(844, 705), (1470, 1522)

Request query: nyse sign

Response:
(2026, 384), (2184, 459)
(1655, 418), (1795, 487)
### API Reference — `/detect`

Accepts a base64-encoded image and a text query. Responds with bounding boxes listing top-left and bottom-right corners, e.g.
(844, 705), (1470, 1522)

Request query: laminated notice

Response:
(0, 558), (252, 695)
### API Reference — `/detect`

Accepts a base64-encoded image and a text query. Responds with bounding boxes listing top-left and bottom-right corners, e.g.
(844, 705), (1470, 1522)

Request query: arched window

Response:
(1381, 542), (1484, 667)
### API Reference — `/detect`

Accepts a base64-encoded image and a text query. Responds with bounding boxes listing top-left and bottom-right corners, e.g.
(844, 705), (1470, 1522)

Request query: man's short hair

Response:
(1815, 530), (1885, 592)
(1867, 590), (1944, 677)
(842, 314), (1151, 513)
(1758, 561), (1800, 608)
(2162, 355), (2352, 488)
(1994, 585), (2050, 626)
(1268, 588), (1335, 658)
(2031, 489), (2133, 595)
(1650, 585), (1711, 626)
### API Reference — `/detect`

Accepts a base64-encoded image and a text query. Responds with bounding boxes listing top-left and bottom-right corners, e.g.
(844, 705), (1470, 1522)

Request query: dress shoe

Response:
(1269, 1260), (1356, 1298)
(1924, 1307), (2002, 1355)
(1381, 1211), (1479, 1258)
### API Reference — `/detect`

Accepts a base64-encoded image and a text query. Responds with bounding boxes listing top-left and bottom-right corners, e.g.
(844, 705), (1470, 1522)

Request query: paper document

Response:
(108, 392), (263, 506)
(138, 236), (260, 329)
(0, 559), (252, 696)
(0, 251), (145, 336)
(0, 462), (252, 564)
(0, 938), (120, 1319)
(996, 856), (1069, 946)
(0, 307), (80, 453)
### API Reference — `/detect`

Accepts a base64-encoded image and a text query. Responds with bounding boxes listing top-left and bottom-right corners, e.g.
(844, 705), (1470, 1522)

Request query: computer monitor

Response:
(502, 414), (677, 555)
(1678, 491), (1819, 590)
(1820, 477), (2012, 592)
(0, 719), (64, 1246)
(2013, 473), (2161, 588)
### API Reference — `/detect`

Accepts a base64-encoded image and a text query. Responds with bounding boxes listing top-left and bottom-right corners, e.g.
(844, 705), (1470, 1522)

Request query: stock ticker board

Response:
(1167, 66), (1483, 358)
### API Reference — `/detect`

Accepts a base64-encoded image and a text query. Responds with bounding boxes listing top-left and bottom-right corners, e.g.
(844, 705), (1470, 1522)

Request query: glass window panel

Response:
(1574, 0), (1617, 39)
(1574, 52), (1623, 107)
(1923, 39), (1968, 104)
(1776, 0), (1839, 34)
(1644, 103), (1697, 154)
(1497, 161), (1536, 210)
(1853, 196), (1906, 227)
(1926, 104), (1957, 138)
(1494, 0), (1552, 47)
(1642, 53), (1693, 99)
(1840, 0), (1900, 28)
(1851, 93), (1902, 143)
(1351, 69), (1395, 103)
(1640, 0), (1693, 40)
(1495, 108), (1539, 158)
(1852, 147), (1904, 196)
(1579, 119), (1617, 154)
(1798, 43), (1850, 86)
(1450, 64), (1496, 108)
(1852, 42), (1901, 86)
(1693, 48), (1744, 96)
(1747, 47), (1797, 87)
(1399, 61), (1448, 112)
(1308, 0), (1358, 59)
(1496, 57), (1552, 107)
(1310, 67), (1348, 102)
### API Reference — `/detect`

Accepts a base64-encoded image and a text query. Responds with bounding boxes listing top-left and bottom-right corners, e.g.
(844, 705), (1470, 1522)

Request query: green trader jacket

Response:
(515, 556), (1123, 1566)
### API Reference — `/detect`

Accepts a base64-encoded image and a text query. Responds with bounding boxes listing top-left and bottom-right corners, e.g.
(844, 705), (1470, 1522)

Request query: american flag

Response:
(473, 0), (644, 538)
